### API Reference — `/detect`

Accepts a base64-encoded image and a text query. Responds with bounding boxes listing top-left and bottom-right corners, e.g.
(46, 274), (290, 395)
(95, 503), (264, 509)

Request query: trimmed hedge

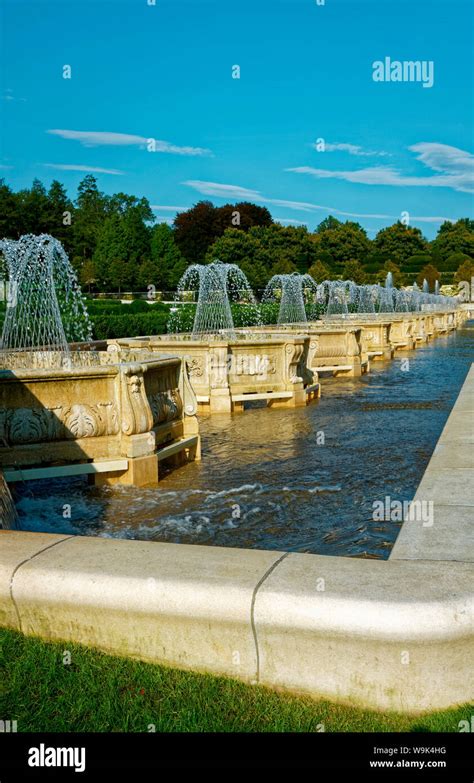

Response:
(91, 313), (169, 340)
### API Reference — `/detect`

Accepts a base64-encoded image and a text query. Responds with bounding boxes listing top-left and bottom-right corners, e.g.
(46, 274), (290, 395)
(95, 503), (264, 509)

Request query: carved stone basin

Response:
(108, 333), (316, 412)
(0, 350), (199, 486)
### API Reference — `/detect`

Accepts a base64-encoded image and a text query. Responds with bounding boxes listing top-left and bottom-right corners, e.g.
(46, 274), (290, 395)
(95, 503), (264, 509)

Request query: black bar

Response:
(0, 732), (472, 778)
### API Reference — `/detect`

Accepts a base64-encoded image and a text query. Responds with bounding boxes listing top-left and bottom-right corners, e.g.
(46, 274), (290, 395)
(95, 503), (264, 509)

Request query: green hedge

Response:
(85, 299), (123, 309)
(91, 313), (169, 340)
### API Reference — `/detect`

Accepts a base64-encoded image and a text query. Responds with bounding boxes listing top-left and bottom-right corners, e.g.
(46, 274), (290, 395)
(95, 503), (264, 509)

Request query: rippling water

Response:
(15, 323), (474, 558)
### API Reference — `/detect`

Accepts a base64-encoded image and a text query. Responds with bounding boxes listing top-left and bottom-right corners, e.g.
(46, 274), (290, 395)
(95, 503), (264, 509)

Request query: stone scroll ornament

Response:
(120, 365), (155, 436)
(182, 361), (198, 416)
(285, 343), (304, 384)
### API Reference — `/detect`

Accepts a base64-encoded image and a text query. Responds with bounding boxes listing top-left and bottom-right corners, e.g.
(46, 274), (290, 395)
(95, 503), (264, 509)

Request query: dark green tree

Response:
(316, 221), (371, 263)
(45, 180), (74, 251)
(374, 222), (428, 263)
(314, 215), (342, 234)
(430, 219), (474, 263)
(0, 179), (20, 239)
(142, 223), (187, 290)
(73, 175), (108, 265)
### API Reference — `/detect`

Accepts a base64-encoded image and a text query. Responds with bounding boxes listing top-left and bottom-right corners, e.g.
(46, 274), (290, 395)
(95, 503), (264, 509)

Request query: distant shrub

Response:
(128, 299), (151, 313)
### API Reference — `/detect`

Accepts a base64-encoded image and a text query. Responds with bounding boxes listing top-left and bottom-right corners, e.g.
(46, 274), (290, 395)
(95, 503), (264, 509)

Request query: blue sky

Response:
(1, 0), (473, 238)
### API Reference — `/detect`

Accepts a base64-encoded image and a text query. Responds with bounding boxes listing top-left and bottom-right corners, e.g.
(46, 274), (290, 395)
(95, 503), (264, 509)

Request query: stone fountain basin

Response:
(0, 350), (198, 469)
(107, 333), (315, 412)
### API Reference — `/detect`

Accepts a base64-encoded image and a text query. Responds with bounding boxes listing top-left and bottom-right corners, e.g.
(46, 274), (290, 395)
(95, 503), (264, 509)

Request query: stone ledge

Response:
(0, 531), (73, 629)
(254, 553), (473, 712)
(2, 533), (281, 684)
(0, 530), (472, 711)
(392, 364), (474, 562)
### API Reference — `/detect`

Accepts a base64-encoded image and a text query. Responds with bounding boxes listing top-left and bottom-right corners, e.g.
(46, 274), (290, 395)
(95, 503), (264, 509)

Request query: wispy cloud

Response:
(3, 88), (26, 103)
(44, 163), (124, 175)
(277, 218), (309, 225)
(315, 142), (390, 157)
(183, 181), (262, 201)
(47, 129), (212, 157)
(183, 180), (392, 219)
(183, 179), (455, 224)
(288, 143), (474, 193)
(150, 205), (188, 212)
(409, 215), (455, 223)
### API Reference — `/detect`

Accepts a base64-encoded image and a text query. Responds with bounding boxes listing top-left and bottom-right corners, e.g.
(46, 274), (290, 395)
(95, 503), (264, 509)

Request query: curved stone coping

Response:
(391, 364), (474, 563)
(0, 351), (182, 380)
(117, 333), (308, 347)
(0, 529), (472, 712)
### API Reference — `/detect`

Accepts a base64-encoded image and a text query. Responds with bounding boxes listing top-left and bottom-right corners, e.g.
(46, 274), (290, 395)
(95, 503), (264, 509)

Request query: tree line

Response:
(1, 176), (473, 292)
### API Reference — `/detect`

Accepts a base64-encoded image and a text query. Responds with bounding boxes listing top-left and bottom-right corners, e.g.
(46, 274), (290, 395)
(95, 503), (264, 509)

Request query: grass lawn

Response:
(0, 628), (471, 733)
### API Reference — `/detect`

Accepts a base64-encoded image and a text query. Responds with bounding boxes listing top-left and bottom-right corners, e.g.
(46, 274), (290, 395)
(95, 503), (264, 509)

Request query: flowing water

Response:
(13, 323), (474, 558)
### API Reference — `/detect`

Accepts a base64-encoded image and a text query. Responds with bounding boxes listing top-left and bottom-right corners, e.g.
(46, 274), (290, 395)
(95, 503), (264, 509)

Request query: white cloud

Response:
(276, 218), (309, 225)
(316, 142), (390, 157)
(409, 215), (455, 223)
(44, 163), (123, 175)
(150, 205), (188, 211)
(183, 180), (261, 200)
(2, 89), (26, 103)
(183, 179), (392, 219)
(288, 143), (474, 193)
(183, 179), (456, 224)
(47, 129), (212, 157)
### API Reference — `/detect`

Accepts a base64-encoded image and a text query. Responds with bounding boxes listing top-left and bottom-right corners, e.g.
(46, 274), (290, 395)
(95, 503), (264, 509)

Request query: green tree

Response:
(269, 258), (298, 276)
(374, 222), (428, 263)
(205, 228), (265, 289)
(431, 220), (474, 264)
(443, 252), (473, 273)
(315, 221), (371, 263)
(342, 259), (367, 284)
(307, 260), (330, 282)
(454, 259), (474, 286)
(79, 259), (98, 293)
(73, 175), (108, 265)
(17, 179), (50, 235)
(45, 180), (74, 251)
(0, 179), (20, 239)
(143, 223), (187, 290)
(252, 224), (318, 274)
(121, 206), (151, 267)
(107, 193), (154, 223)
(93, 214), (128, 290)
(314, 215), (342, 234)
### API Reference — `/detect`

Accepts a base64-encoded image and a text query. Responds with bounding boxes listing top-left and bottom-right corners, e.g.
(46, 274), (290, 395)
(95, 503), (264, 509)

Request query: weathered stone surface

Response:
(10, 536), (282, 682)
(0, 530), (72, 629)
